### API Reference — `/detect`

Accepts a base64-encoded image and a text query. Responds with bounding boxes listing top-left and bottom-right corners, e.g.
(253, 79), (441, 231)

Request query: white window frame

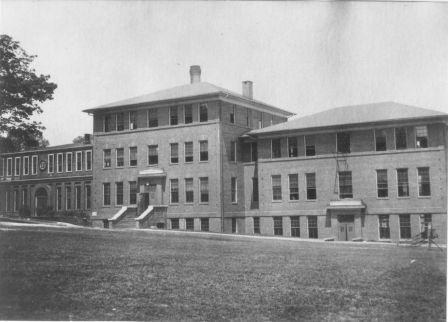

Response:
(65, 185), (71, 210)
(184, 142), (193, 163)
(417, 167), (431, 197)
(115, 148), (124, 168)
(170, 178), (179, 204)
(375, 169), (389, 199)
(23, 156), (29, 175)
(6, 158), (12, 176)
(396, 168), (410, 198)
(66, 152), (72, 172)
(103, 149), (111, 168)
(85, 150), (92, 171)
(75, 151), (82, 171)
(185, 178), (194, 204)
(14, 157), (20, 176)
(128, 147), (137, 167)
(56, 153), (63, 173)
(31, 155), (38, 175)
(271, 174), (282, 202)
(199, 103), (208, 122)
(288, 173), (299, 201)
(48, 154), (54, 173)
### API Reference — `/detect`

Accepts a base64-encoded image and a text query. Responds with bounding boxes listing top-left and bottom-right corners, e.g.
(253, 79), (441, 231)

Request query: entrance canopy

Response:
(326, 199), (366, 211)
(138, 168), (166, 177)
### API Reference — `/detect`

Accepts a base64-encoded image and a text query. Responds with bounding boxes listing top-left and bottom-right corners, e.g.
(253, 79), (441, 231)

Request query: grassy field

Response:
(0, 225), (445, 321)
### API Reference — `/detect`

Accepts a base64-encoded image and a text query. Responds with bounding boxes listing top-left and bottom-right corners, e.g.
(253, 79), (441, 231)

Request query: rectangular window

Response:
(129, 147), (137, 167)
(308, 216), (318, 239)
(201, 218), (209, 232)
(116, 182), (123, 205)
(116, 112), (124, 131)
(85, 151), (92, 171)
(103, 149), (111, 168)
(23, 156), (29, 175)
(250, 142), (257, 162)
(230, 105), (235, 124)
(379, 215), (390, 239)
(288, 137), (298, 157)
(397, 168), (409, 197)
(306, 173), (317, 200)
(272, 175), (282, 201)
(337, 132), (350, 153)
(56, 186), (62, 211)
(199, 103), (208, 122)
(116, 148), (124, 167)
(85, 184), (91, 209)
(415, 126), (428, 148)
(231, 177), (237, 203)
(48, 154), (54, 173)
(31, 155), (37, 175)
(184, 178), (194, 203)
(147, 145), (158, 165)
(171, 218), (179, 230)
(418, 167), (430, 196)
(338, 171), (353, 199)
(1, 158), (3, 177)
(129, 181), (137, 205)
(170, 179), (179, 203)
(104, 114), (116, 132)
(375, 129), (387, 151)
(199, 177), (209, 203)
(253, 217), (260, 234)
(291, 216), (300, 237)
(65, 185), (71, 210)
(420, 214), (432, 239)
(271, 138), (281, 158)
(305, 136), (316, 156)
(129, 111), (137, 130)
(15, 157), (20, 176)
(170, 143), (179, 164)
(7, 158), (12, 176)
(66, 153), (72, 172)
(186, 218), (194, 231)
(399, 214), (411, 239)
(184, 104), (193, 124)
(22, 188), (27, 207)
(252, 178), (259, 203)
(148, 109), (158, 127)
(289, 174), (299, 200)
(230, 141), (236, 162)
(376, 169), (388, 198)
(170, 106), (178, 126)
(5, 191), (10, 211)
(395, 127), (407, 149)
(13, 189), (19, 211)
(56, 153), (63, 173)
(274, 217), (283, 236)
(103, 183), (110, 206)
(199, 140), (208, 161)
(232, 218), (236, 233)
(184, 142), (193, 163)
(75, 151), (82, 171)
(246, 108), (251, 127)
(75, 185), (82, 210)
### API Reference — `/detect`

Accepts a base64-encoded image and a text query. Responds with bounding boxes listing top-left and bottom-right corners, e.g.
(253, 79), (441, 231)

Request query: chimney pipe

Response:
(189, 65), (201, 84)
(242, 81), (253, 99)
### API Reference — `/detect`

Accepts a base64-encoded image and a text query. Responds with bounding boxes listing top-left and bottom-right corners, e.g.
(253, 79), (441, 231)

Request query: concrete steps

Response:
(112, 208), (138, 229)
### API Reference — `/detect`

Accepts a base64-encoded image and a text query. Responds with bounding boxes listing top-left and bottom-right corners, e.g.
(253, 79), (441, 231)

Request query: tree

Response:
(72, 135), (84, 144)
(0, 34), (57, 152)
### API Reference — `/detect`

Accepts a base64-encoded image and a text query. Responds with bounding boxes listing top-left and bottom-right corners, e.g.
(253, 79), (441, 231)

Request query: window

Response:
(272, 175), (282, 201)
(186, 218), (194, 231)
(199, 177), (209, 203)
(56, 153), (63, 173)
(274, 217), (283, 236)
(231, 177), (237, 203)
(253, 217), (260, 234)
(85, 184), (91, 209)
(0, 158), (3, 177)
(15, 157), (20, 176)
(250, 142), (257, 162)
(399, 214), (411, 239)
(13, 189), (19, 211)
(129, 181), (137, 205)
(338, 171), (353, 199)
(147, 145), (158, 165)
(306, 173), (317, 200)
(66, 153), (72, 172)
(288, 137), (298, 157)
(75, 151), (82, 171)
(201, 218), (209, 232)
(397, 168), (409, 197)
(375, 129), (387, 151)
(31, 155), (37, 175)
(184, 142), (193, 163)
(148, 109), (158, 127)
(116, 182), (123, 205)
(246, 108), (251, 127)
(291, 216), (300, 237)
(308, 216), (318, 239)
(376, 170), (388, 198)
(379, 215), (390, 239)
(271, 139), (281, 158)
(85, 151), (92, 171)
(23, 156), (29, 175)
(65, 185), (71, 210)
(22, 188), (27, 207)
(129, 111), (137, 130)
(170, 106), (178, 125)
(48, 154), (54, 173)
(7, 158), (12, 176)
(170, 143), (179, 164)
(103, 183), (111, 206)
(75, 185), (82, 209)
(104, 114), (115, 132)
(116, 113), (124, 131)
(420, 214), (432, 239)
(129, 147), (137, 167)
(337, 132), (350, 153)
(171, 218), (180, 230)
(418, 167), (430, 196)
(230, 105), (235, 124)
(395, 127), (407, 149)
(305, 136), (316, 156)
(232, 218), (237, 233)
(289, 174), (299, 200)
(199, 103), (208, 122)
(199, 140), (208, 161)
(56, 186), (62, 211)
(415, 126), (428, 148)
(184, 104), (193, 124)
(252, 178), (259, 203)
(103, 149), (111, 168)
(116, 148), (124, 167)
(170, 179), (179, 203)
(230, 141), (236, 162)
(5, 191), (11, 211)
(185, 178), (194, 203)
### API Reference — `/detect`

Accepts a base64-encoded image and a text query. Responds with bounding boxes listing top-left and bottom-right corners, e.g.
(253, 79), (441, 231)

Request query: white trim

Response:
(14, 157), (20, 176)
(75, 151), (83, 171)
(103, 149), (111, 168)
(66, 152), (72, 172)
(396, 168), (409, 198)
(199, 103), (208, 122)
(184, 142), (193, 163)
(271, 174), (282, 202)
(199, 140), (208, 162)
(23, 156), (29, 175)
(85, 150), (92, 171)
(375, 169), (389, 199)
(170, 143), (179, 164)
(115, 148), (124, 168)
(417, 167), (431, 197)
(199, 177), (209, 204)
(128, 147), (137, 167)
(184, 177), (194, 204)
(288, 173), (299, 201)
(169, 178), (179, 204)
(305, 172), (317, 201)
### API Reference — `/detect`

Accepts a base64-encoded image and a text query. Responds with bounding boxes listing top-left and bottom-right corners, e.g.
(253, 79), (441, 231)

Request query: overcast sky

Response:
(1, 1), (447, 146)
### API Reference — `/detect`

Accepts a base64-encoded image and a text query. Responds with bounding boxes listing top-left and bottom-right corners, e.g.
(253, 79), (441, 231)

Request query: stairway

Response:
(111, 208), (138, 229)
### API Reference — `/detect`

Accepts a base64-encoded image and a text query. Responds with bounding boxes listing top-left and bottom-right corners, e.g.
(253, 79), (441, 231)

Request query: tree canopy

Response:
(0, 34), (57, 152)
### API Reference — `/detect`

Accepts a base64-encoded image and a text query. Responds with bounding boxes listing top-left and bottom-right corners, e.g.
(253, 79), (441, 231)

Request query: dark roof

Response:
(83, 81), (294, 116)
(249, 102), (448, 135)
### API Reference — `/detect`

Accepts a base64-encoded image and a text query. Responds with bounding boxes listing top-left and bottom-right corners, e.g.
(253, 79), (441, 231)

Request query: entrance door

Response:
(34, 188), (48, 216)
(148, 184), (157, 204)
(337, 215), (355, 241)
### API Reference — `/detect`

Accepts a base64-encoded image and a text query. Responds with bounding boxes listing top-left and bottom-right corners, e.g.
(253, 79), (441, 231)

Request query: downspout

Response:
(219, 101), (225, 232)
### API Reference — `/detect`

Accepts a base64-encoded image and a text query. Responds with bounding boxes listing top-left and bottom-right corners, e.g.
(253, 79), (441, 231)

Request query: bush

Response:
(18, 205), (32, 217)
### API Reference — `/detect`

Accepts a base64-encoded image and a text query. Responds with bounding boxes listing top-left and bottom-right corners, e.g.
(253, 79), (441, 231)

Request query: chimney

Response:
(242, 81), (253, 99)
(189, 65), (201, 84)
(84, 133), (92, 145)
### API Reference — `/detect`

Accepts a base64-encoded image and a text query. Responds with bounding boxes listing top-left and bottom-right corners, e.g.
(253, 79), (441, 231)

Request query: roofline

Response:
(1, 144), (93, 156)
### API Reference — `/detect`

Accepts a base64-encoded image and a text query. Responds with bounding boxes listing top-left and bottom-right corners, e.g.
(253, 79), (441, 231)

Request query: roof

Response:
(83, 81), (294, 116)
(1, 142), (92, 156)
(249, 102), (448, 135)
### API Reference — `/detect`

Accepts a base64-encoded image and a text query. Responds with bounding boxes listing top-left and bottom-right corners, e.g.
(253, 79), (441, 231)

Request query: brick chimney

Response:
(189, 65), (201, 84)
(242, 81), (253, 99)
(84, 133), (92, 145)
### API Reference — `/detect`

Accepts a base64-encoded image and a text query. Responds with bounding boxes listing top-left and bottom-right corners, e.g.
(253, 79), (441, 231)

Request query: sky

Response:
(1, 1), (448, 146)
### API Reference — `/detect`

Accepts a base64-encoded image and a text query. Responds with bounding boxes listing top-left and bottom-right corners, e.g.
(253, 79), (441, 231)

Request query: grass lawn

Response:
(0, 226), (445, 321)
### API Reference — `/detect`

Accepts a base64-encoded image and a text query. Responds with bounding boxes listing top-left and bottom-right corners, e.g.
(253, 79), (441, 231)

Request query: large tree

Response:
(0, 34), (57, 152)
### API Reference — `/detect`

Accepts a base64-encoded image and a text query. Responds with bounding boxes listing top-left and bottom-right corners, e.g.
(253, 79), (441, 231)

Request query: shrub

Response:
(19, 205), (32, 217)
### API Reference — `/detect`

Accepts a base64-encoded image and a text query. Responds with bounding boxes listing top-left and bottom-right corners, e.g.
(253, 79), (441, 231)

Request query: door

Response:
(148, 184), (157, 204)
(337, 215), (355, 241)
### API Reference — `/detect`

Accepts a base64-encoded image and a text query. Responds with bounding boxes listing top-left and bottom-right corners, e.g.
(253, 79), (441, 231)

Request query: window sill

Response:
(417, 195), (431, 199)
(129, 165), (137, 168)
(397, 196), (411, 199)
(170, 163), (179, 166)
(199, 202), (209, 205)
(199, 160), (209, 163)
(184, 202), (194, 205)
(306, 199), (317, 202)
(115, 167), (124, 169)
(272, 200), (282, 203)
(289, 200), (300, 203)
(170, 203), (179, 206)
(147, 164), (159, 167)
(103, 167), (112, 170)
(232, 202), (238, 205)
(376, 197), (389, 200)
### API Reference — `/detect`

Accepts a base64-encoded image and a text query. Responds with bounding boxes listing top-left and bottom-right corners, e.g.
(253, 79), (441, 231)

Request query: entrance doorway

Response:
(338, 215), (355, 241)
(34, 187), (48, 216)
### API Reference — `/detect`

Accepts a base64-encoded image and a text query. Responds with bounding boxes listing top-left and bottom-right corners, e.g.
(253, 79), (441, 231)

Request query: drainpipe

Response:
(219, 102), (225, 233)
